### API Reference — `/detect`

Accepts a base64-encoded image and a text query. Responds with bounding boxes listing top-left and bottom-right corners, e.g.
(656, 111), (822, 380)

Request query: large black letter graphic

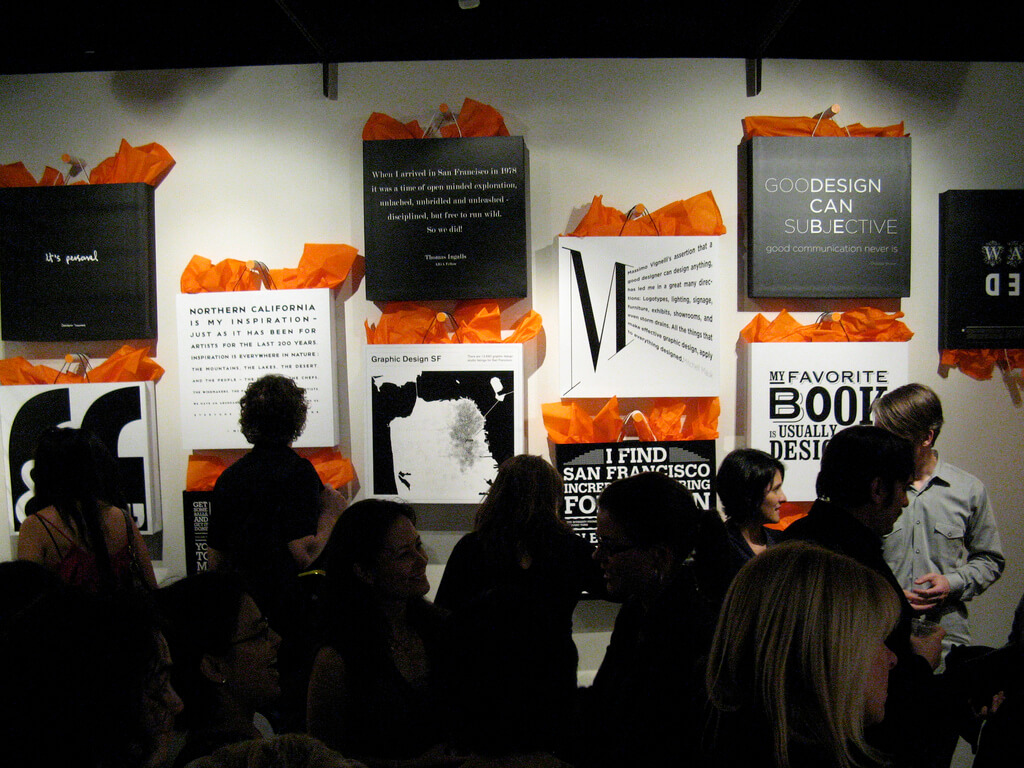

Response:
(567, 247), (628, 369)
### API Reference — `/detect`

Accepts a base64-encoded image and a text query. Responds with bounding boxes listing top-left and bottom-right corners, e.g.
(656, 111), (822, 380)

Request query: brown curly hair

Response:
(239, 374), (308, 445)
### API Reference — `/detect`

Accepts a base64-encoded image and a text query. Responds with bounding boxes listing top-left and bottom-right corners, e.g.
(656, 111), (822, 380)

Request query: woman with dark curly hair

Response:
(435, 454), (602, 758)
(209, 374), (341, 730)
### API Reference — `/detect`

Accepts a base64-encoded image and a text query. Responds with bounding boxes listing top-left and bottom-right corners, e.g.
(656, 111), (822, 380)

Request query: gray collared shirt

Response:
(882, 458), (1005, 650)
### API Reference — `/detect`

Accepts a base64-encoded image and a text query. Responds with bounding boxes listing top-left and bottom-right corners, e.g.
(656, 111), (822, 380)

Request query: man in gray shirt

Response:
(873, 383), (1005, 663)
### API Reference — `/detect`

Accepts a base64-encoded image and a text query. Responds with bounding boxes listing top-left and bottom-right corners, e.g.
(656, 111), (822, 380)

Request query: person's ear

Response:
(199, 653), (229, 685)
(650, 544), (675, 577)
(922, 429), (936, 449)
(353, 563), (374, 586)
(869, 477), (887, 508)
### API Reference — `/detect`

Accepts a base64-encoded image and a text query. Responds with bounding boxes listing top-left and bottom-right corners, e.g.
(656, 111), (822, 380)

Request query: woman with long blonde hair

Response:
(704, 542), (900, 768)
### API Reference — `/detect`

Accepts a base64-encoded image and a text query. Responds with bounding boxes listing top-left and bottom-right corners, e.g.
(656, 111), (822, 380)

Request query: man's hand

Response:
(909, 623), (946, 670)
(907, 572), (951, 610)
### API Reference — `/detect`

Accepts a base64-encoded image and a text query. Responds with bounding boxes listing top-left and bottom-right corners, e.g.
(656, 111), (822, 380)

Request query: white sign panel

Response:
(746, 342), (909, 501)
(177, 288), (338, 448)
(559, 236), (720, 397)
(1, 382), (162, 533)
(366, 344), (524, 504)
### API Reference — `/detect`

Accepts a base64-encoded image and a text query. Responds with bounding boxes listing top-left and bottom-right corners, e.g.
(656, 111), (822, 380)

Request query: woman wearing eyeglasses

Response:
(579, 471), (720, 768)
(158, 572), (282, 768)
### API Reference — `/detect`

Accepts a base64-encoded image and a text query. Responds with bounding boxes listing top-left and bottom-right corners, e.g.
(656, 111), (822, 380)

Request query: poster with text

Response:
(0, 183), (157, 340)
(559, 236), (720, 398)
(555, 440), (716, 544)
(176, 288), (338, 448)
(939, 190), (1024, 349)
(363, 137), (527, 301)
(366, 344), (523, 503)
(746, 137), (911, 297)
(0, 381), (161, 533)
(746, 342), (908, 501)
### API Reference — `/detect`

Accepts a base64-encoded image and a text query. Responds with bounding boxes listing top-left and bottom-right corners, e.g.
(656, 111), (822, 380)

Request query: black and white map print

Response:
(366, 344), (524, 503)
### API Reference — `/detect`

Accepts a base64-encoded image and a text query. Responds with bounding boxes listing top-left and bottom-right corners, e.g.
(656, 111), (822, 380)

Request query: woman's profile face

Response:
(371, 516), (430, 599)
(220, 594), (282, 711)
(758, 470), (786, 524)
(863, 637), (898, 725)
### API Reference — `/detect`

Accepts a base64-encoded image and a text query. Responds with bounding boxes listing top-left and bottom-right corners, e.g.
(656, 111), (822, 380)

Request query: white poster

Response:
(365, 344), (524, 504)
(559, 236), (720, 397)
(746, 342), (909, 501)
(0, 382), (162, 533)
(176, 288), (338, 448)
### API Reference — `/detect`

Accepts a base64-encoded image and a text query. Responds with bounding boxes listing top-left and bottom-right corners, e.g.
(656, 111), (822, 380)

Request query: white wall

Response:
(2, 58), (1022, 685)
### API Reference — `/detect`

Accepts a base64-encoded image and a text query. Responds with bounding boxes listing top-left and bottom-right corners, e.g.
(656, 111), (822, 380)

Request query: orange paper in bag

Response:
(742, 116), (907, 139)
(568, 192), (726, 237)
(542, 397), (719, 444)
(740, 308), (913, 343)
(187, 448), (355, 491)
(0, 346), (164, 386)
(363, 98), (510, 140)
(939, 349), (1024, 381)
(180, 244), (357, 293)
(366, 301), (542, 345)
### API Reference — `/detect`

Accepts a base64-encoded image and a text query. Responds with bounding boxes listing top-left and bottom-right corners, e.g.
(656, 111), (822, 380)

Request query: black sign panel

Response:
(0, 183), (157, 340)
(363, 137), (527, 301)
(746, 137), (911, 298)
(182, 491), (213, 576)
(554, 440), (716, 544)
(939, 190), (1024, 349)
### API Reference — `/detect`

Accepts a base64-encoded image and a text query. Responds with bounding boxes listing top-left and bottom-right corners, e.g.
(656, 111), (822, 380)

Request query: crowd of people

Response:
(4, 375), (1019, 768)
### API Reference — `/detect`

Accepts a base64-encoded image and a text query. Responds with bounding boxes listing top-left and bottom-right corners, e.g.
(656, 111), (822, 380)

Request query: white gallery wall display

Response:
(176, 288), (339, 449)
(365, 343), (524, 504)
(745, 342), (909, 501)
(0, 381), (162, 533)
(558, 236), (720, 398)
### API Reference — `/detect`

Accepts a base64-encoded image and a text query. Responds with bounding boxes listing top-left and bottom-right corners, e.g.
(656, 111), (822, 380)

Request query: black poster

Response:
(0, 183), (157, 341)
(745, 137), (911, 298)
(939, 190), (1024, 349)
(554, 440), (716, 544)
(363, 136), (527, 301)
(182, 491), (213, 576)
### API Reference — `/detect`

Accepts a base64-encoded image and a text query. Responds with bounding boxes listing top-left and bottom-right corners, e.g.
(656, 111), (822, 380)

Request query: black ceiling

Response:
(1, 1), (1020, 76)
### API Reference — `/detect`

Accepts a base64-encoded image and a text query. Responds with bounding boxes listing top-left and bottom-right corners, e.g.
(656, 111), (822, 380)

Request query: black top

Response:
(434, 528), (602, 755)
(724, 519), (779, 577)
(209, 444), (321, 631)
(580, 566), (716, 768)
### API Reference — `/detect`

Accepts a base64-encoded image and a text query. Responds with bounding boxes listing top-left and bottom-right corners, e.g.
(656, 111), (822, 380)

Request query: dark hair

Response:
(239, 374), (308, 445)
(319, 499), (426, 658)
(815, 426), (914, 508)
(158, 572), (249, 728)
(0, 587), (169, 767)
(31, 427), (119, 587)
(474, 454), (568, 562)
(598, 471), (700, 557)
(872, 383), (944, 446)
(716, 449), (785, 524)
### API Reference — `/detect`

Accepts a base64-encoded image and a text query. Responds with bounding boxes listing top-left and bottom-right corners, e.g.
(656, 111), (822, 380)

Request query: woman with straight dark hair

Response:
(158, 572), (283, 767)
(704, 542), (900, 768)
(716, 448), (786, 575)
(17, 426), (156, 592)
(435, 454), (603, 757)
(306, 499), (457, 767)
(580, 471), (719, 768)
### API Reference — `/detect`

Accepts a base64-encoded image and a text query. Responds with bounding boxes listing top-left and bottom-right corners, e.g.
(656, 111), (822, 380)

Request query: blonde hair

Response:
(705, 542), (900, 768)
